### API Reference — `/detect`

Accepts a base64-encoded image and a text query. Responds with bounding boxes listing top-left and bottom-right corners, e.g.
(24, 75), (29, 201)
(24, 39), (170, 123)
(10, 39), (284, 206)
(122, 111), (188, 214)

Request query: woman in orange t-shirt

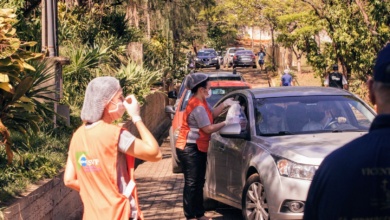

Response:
(64, 76), (162, 220)
(175, 73), (238, 220)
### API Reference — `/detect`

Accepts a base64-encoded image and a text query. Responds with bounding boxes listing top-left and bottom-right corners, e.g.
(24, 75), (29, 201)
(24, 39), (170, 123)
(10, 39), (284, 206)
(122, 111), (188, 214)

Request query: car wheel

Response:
(253, 65), (257, 69)
(216, 65), (220, 70)
(242, 173), (269, 220)
(169, 127), (182, 173)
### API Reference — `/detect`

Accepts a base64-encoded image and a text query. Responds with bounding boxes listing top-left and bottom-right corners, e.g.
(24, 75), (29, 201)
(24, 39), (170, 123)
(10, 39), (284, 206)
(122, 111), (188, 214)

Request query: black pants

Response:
(176, 143), (207, 219)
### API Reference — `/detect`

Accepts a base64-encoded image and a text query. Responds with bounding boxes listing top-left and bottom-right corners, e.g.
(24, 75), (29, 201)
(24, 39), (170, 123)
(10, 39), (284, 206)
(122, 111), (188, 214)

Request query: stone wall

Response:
(2, 91), (171, 220)
(2, 173), (83, 220)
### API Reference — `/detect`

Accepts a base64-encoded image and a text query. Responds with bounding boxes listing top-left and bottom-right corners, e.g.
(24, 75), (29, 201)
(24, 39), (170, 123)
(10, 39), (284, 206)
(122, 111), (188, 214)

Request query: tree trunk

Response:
(145, 2), (151, 40)
(287, 47), (293, 69)
(251, 26), (254, 50)
(297, 56), (302, 74)
(0, 120), (13, 165)
(126, 0), (139, 28)
(271, 26), (276, 70)
(315, 33), (321, 51)
(292, 47), (302, 74)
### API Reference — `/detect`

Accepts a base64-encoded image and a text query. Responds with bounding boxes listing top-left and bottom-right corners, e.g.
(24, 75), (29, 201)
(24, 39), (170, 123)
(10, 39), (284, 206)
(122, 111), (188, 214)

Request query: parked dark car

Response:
(204, 87), (376, 220)
(233, 50), (257, 68)
(195, 48), (220, 69)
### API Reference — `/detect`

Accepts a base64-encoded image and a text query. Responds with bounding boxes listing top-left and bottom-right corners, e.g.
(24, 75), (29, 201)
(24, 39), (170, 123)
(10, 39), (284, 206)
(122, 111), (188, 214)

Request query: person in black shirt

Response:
(324, 64), (348, 90)
(304, 44), (390, 219)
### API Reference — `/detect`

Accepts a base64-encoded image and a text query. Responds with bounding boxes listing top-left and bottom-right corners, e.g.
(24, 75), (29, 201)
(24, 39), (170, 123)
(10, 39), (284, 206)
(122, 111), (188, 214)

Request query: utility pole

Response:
(42, 0), (70, 126)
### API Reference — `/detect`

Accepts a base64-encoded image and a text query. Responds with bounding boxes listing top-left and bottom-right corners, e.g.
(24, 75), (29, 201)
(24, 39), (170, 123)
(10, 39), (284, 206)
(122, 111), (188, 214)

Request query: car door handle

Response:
(218, 145), (225, 151)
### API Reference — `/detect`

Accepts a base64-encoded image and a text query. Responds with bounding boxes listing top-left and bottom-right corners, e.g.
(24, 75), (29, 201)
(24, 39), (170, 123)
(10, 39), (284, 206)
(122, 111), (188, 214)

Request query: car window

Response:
(208, 76), (243, 81)
(214, 95), (249, 132)
(236, 51), (254, 55)
(208, 87), (249, 107)
(254, 95), (375, 136)
(228, 48), (244, 53)
(177, 81), (186, 98)
(180, 90), (192, 111)
(197, 51), (217, 56)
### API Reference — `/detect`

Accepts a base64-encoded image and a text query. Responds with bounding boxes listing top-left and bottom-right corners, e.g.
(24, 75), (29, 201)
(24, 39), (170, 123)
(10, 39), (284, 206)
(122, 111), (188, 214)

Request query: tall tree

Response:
(276, 0), (322, 73)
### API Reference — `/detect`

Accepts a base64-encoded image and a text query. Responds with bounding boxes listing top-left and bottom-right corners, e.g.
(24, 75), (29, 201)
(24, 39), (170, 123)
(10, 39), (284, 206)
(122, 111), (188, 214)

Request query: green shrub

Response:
(117, 60), (163, 104)
(0, 124), (71, 207)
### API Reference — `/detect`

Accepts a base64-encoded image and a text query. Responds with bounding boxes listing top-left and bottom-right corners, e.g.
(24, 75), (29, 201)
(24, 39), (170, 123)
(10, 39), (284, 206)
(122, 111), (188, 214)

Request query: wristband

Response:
(132, 116), (142, 123)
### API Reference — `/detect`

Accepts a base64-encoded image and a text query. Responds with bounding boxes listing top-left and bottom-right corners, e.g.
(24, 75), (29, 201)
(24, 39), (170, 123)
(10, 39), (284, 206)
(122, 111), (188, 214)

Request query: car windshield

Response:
(254, 95), (375, 136)
(208, 75), (243, 81)
(228, 48), (244, 54)
(181, 87), (249, 111)
(236, 51), (254, 55)
(197, 51), (216, 56)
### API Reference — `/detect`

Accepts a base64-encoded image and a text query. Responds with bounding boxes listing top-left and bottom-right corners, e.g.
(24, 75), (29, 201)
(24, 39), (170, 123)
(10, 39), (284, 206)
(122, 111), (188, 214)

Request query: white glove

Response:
(223, 98), (239, 107)
(336, 117), (347, 124)
(123, 95), (142, 123)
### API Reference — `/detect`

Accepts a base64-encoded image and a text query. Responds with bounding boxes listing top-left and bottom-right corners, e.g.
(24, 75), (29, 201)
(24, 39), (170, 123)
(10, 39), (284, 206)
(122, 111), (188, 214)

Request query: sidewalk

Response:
(134, 136), (242, 220)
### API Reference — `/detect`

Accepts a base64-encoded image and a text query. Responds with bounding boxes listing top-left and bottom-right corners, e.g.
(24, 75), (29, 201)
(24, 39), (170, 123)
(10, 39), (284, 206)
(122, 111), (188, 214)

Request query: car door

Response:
(206, 95), (235, 200)
(224, 95), (251, 202)
(208, 95), (251, 203)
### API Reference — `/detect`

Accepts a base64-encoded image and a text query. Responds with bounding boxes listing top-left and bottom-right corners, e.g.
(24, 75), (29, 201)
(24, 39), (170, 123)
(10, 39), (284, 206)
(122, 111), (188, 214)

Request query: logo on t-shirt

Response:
(76, 151), (101, 172)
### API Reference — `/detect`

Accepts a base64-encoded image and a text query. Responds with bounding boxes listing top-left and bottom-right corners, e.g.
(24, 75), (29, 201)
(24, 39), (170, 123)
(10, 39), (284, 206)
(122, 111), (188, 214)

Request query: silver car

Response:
(204, 87), (376, 220)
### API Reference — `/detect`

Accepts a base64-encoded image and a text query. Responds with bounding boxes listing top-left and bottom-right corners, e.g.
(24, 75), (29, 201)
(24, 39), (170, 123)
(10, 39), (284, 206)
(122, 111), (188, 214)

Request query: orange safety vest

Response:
(176, 97), (213, 152)
(68, 121), (143, 220)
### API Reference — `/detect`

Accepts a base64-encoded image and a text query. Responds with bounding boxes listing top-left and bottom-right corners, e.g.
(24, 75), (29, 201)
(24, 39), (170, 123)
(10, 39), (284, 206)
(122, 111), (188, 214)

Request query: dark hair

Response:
(332, 64), (338, 71)
(191, 78), (209, 94)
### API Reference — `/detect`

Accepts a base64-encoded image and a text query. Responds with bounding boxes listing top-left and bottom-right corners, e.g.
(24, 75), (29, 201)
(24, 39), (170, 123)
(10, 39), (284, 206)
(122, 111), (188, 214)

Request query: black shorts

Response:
(258, 60), (264, 65)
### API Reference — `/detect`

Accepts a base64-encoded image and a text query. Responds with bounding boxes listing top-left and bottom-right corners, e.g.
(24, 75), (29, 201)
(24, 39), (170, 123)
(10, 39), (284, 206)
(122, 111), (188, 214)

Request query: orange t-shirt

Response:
(68, 121), (141, 220)
(176, 97), (213, 152)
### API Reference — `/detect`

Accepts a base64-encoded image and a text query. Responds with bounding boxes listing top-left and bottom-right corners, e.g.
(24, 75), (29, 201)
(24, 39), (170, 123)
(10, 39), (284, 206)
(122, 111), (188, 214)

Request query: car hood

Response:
(260, 132), (366, 165)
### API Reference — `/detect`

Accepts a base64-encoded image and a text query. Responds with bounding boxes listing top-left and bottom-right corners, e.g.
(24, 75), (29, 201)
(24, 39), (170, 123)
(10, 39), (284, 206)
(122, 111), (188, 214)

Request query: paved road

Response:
(134, 136), (243, 220)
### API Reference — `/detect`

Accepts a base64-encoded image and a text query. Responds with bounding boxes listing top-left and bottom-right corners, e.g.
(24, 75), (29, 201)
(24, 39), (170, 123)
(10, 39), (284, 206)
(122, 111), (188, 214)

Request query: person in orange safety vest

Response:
(175, 73), (238, 220)
(64, 76), (162, 220)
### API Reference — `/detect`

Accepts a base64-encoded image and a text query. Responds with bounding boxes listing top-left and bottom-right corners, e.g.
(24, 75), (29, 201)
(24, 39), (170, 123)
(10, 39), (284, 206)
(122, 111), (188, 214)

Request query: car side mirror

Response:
(219, 124), (250, 140)
(220, 124), (241, 134)
(165, 105), (176, 120)
(168, 90), (177, 99)
(165, 105), (176, 114)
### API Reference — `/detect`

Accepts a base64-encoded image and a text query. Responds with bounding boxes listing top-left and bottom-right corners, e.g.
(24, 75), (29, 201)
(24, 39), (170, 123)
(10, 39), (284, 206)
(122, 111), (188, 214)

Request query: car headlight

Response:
(213, 57), (218, 60)
(273, 156), (318, 180)
(195, 58), (200, 61)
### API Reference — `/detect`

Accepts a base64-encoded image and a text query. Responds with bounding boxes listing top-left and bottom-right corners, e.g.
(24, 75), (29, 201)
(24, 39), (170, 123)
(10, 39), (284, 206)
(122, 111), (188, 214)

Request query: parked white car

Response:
(223, 47), (245, 68)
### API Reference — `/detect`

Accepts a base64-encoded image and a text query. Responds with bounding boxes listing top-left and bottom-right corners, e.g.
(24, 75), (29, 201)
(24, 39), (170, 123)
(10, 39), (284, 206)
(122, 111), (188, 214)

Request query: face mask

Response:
(108, 101), (126, 120)
(205, 89), (212, 98)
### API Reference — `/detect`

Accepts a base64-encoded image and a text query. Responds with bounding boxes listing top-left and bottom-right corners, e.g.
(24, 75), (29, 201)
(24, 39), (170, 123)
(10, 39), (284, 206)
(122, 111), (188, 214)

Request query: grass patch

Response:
(0, 122), (74, 208)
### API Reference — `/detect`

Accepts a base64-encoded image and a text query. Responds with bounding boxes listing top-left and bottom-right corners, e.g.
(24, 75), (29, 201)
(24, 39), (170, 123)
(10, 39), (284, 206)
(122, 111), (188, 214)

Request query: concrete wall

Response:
(2, 91), (171, 220)
(2, 174), (82, 220)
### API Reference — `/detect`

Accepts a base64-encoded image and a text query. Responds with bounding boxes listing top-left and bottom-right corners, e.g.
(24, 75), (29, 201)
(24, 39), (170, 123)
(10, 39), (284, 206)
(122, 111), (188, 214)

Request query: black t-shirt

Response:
(304, 114), (390, 220)
(328, 72), (344, 88)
